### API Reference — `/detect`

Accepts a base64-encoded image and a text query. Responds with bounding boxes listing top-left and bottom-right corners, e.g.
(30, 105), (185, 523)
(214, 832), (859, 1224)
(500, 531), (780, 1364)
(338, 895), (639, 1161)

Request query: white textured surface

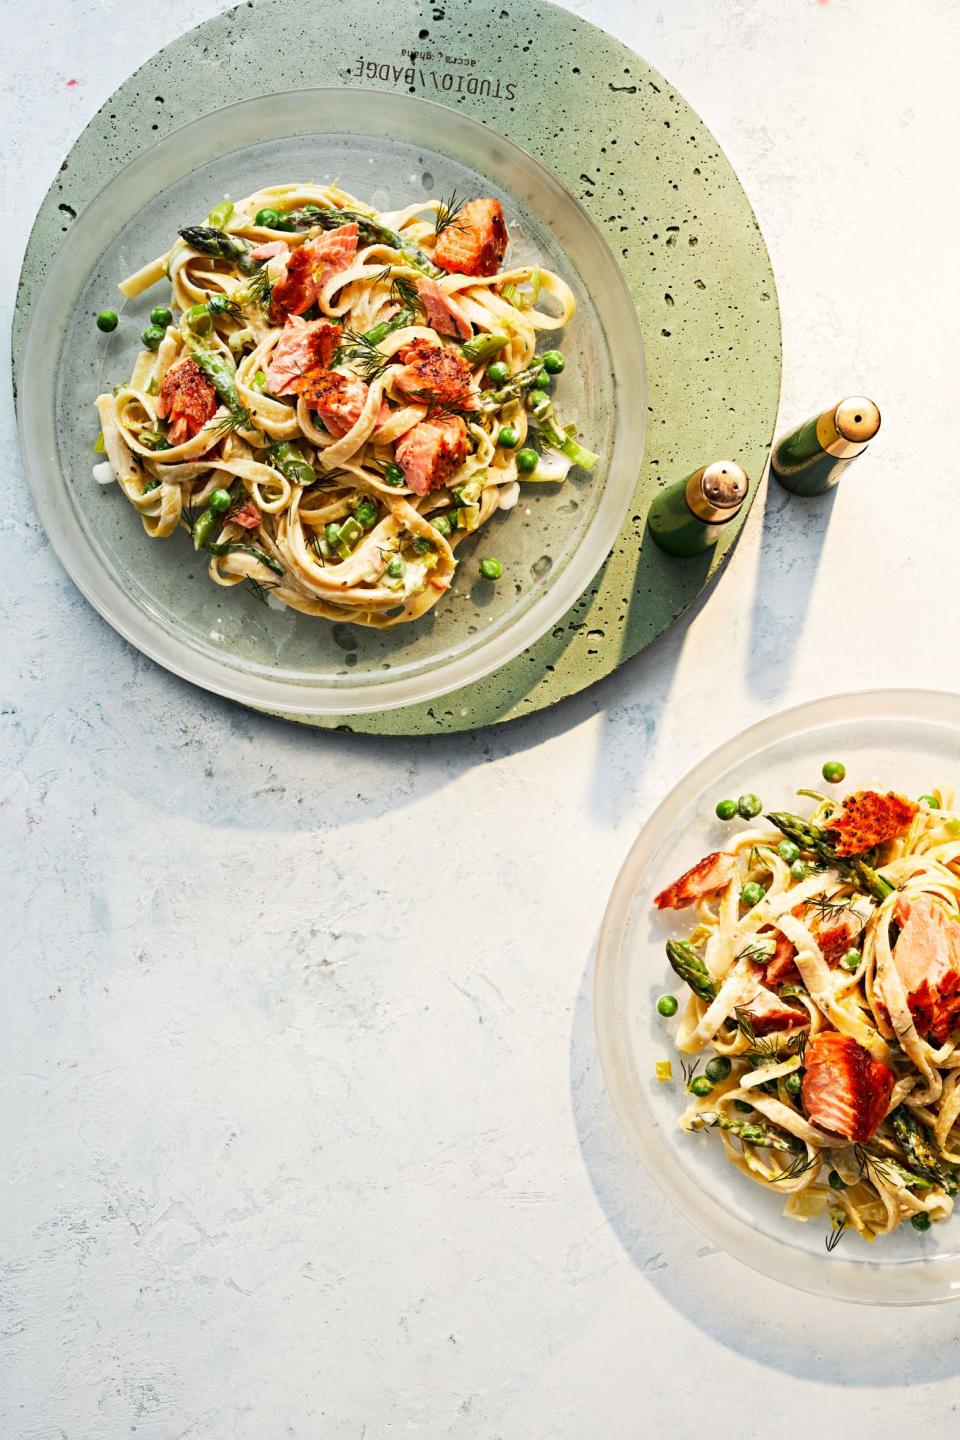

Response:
(4, 1), (960, 1435)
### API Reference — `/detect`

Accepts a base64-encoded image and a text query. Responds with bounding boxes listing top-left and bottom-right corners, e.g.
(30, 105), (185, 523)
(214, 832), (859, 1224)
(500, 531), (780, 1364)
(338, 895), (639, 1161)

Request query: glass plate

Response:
(595, 689), (960, 1305)
(16, 89), (645, 715)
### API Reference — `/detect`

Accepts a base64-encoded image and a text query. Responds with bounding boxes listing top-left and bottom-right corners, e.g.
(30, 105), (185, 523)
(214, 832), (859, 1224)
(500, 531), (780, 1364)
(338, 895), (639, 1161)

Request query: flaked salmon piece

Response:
(372, 399), (426, 441)
(739, 969), (806, 1035)
(801, 1031), (894, 1142)
(762, 931), (802, 987)
(250, 240), (289, 262)
(297, 367), (369, 438)
(433, 198), (508, 277)
(266, 317), (341, 397)
(654, 852), (738, 911)
(889, 895), (960, 1044)
(395, 414), (469, 495)
(414, 277), (472, 339)
(825, 790), (918, 857)
(271, 223), (359, 318)
(394, 338), (478, 411)
(155, 357), (218, 446)
(228, 499), (261, 530)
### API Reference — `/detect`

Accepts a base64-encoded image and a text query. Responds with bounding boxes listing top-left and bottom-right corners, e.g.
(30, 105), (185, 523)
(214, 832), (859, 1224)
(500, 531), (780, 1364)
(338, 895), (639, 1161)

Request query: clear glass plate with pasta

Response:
(17, 90), (645, 714)
(595, 691), (960, 1304)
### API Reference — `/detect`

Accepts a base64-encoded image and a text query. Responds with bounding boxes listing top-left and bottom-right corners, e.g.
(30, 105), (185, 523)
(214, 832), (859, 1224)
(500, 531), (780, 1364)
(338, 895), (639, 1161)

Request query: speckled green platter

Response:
(13, 0), (781, 734)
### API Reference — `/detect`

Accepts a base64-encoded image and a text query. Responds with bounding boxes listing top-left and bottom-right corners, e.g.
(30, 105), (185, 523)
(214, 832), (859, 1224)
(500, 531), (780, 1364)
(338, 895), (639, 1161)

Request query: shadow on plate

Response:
(569, 940), (960, 1385)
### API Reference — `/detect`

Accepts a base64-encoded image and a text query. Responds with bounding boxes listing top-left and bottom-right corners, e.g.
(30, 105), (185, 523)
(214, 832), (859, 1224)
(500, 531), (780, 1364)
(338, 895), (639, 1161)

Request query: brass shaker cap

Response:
(817, 396), (881, 456)
(685, 461), (750, 523)
(834, 396), (881, 443)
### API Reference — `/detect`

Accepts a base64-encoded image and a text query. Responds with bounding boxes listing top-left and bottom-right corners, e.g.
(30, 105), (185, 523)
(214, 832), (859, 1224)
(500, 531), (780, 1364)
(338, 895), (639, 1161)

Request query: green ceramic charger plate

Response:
(13, 0), (781, 735)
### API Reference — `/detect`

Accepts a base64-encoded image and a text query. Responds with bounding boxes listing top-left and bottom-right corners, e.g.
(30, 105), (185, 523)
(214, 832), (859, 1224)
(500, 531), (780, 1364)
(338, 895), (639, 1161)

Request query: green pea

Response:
(515, 447), (538, 474)
(821, 760), (846, 784)
(387, 556), (405, 578)
(141, 325), (165, 351)
(207, 294), (234, 317)
(150, 305), (173, 328)
(255, 207), (282, 228)
(487, 360), (510, 385)
(911, 1212), (932, 1232)
(784, 1072), (802, 1095)
(541, 349), (565, 374)
(737, 793), (762, 820)
(919, 794), (940, 809)
(479, 557), (503, 580)
(384, 462), (405, 487)
(354, 498), (378, 531)
(790, 859), (810, 881)
(777, 840), (800, 864)
(840, 948), (862, 972)
(498, 425), (519, 449)
(828, 1170), (847, 1190)
(689, 1076), (713, 1097)
(183, 303), (213, 338)
(656, 994), (679, 1018)
(325, 522), (341, 548)
(207, 488), (232, 514)
(96, 309), (119, 333)
(432, 513), (453, 538)
(715, 799), (738, 821)
(705, 1056), (731, 1083)
(734, 1099), (753, 1113)
(741, 882), (765, 909)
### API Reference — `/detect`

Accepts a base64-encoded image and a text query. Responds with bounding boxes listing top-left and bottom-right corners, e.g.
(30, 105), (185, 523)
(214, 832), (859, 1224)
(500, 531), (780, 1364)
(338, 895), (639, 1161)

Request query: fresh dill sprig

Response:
(245, 576), (280, 606)
(680, 1057), (703, 1089)
(735, 940), (776, 967)
(769, 1149), (819, 1184)
(181, 501), (202, 531)
(336, 329), (390, 381)
(390, 274), (425, 316)
(309, 534), (326, 566)
(434, 191), (467, 238)
(803, 894), (865, 926)
(209, 408), (254, 439)
(236, 264), (273, 311)
(825, 1211), (848, 1252)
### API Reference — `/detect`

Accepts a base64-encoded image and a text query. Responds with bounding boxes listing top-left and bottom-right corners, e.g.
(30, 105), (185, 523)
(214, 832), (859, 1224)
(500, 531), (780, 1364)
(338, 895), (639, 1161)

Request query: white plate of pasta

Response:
(595, 690), (960, 1304)
(17, 90), (645, 714)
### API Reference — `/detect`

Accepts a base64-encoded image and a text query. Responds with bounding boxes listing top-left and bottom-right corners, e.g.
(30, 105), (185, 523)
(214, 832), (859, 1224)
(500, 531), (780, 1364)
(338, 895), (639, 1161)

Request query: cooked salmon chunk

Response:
(801, 1031), (894, 1142)
(298, 368), (369, 437)
(394, 339), (478, 411)
(825, 790), (918, 857)
(395, 414), (469, 495)
(433, 198), (508, 277)
(413, 277), (472, 339)
(762, 931), (802, 987)
(739, 969), (806, 1035)
(888, 895), (960, 1044)
(654, 852), (738, 911)
(155, 357), (217, 445)
(271, 223), (359, 318)
(266, 317), (341, 396)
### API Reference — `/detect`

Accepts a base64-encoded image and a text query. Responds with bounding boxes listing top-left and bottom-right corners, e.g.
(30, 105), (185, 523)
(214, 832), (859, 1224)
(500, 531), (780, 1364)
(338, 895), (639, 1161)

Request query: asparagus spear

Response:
(891, 1107), (960, 1192)
(267, 442), (316, 488)
(765, 811), (894, 901)
(666, 940), (718, 1003)
(179, 225), (258, 275)
(190, 349), (255, 434)
(694, 1110), (803, 1154)
(314, 208), (442, 276)
(477, 363), (547, 416)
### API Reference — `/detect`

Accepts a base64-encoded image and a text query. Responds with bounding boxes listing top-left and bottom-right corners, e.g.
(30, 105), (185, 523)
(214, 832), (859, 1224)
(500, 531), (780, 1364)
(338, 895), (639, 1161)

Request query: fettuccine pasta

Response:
(93, 183), (595, 625)
(653, 782), (960, 1247)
